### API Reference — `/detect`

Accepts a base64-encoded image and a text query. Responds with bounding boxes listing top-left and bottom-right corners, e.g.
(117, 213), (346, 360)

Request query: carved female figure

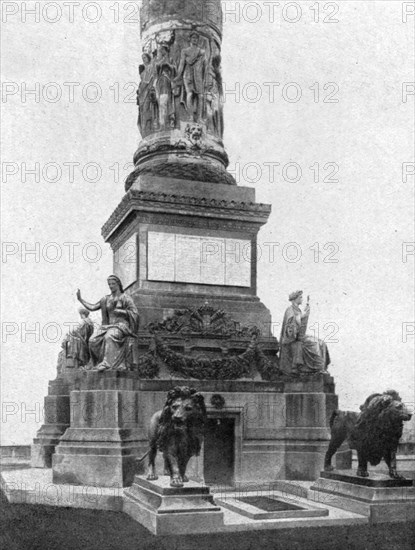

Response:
(279, 291), (330, 376)
(154, 45), (177, 130)
(76, 275), (139, 371)
(137, 52), (158, 136)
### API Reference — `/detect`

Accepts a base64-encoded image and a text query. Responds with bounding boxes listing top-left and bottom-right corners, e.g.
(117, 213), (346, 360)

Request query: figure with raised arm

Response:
(279, 291), (330, 376)
(76, 275), (139, 372)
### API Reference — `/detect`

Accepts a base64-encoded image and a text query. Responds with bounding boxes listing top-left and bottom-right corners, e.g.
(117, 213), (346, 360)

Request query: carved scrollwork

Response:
(147, 303), (259, 338)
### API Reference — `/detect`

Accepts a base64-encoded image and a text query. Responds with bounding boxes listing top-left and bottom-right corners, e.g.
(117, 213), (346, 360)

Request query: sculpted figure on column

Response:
(154, 45), (177, 130)
(279, 291), (330, 376)
(205, 53), (223, 136)
(76, 275), (139, 372)
(137, 52), (158, 137)
(125, 0), (236, 189)
(175, 32), (207, 122)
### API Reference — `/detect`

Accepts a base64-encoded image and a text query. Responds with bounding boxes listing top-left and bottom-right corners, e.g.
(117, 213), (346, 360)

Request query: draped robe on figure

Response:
(138, 60), (157, 136)
(279, 304), (330, 376)
(155, 57), (176, 129)
(64, 317), (94, 367)
(89, 293), (139, 370)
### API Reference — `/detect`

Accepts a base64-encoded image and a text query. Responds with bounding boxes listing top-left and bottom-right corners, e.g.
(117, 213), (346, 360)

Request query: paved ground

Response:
(1, 462), (414, 550)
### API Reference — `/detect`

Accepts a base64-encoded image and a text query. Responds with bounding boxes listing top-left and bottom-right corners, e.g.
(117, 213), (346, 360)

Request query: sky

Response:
(1, 0), (414, 444)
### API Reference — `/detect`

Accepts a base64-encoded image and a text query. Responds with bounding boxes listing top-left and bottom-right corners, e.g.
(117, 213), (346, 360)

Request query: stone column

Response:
(104, 0), (278, 345)
(126, 0), (234, 190)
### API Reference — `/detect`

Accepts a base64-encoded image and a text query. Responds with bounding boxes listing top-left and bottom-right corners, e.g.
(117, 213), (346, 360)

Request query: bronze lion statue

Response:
(145, 386), (207, 487)
(324, 390), (412, 479)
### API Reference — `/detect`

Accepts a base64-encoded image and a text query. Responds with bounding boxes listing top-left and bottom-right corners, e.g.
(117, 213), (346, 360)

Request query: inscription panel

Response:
(114, 234), (137, 289)
(147, 232), (175, 281)
(147, 231), (251, 287)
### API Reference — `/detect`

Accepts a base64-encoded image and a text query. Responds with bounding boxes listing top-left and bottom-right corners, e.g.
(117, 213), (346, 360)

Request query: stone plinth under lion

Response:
(310, 470), (415, 524)
(124, 476), (224, 535)
(314, 390), (414, 524)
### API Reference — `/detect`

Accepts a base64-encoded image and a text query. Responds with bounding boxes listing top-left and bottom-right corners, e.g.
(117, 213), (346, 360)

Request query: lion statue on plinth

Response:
(324, 390), (412, 479)
(144, 386), (207, 487)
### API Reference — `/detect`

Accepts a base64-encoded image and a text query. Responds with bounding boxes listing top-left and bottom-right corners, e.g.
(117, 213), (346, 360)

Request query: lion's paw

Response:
(356, 468), (369, 478)
(324, 465), (334, 472)
(170, 476), (184, 488)
(147, 474), (158, 481)
(389, 471), (405, 480)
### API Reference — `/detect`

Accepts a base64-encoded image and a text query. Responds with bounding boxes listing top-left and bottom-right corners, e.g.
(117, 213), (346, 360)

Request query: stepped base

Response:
(31, 377), (73, 468)
(51, 385), (147, 488)
(2, 468), (370, 535)
(310, 470), (415, 523)
(320, 469), (413, 487)
(31, 425), (67, 468)
(123, 476), (224, 535)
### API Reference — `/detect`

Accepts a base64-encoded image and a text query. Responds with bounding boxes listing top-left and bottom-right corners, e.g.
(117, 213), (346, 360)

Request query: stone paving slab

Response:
(1, 468), (368, 534)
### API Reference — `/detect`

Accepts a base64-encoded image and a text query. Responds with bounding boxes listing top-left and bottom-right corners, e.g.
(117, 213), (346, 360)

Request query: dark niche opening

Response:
(204, 417), (235, 486)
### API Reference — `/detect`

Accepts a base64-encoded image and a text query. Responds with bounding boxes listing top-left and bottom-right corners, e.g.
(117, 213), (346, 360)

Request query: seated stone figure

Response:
(279, 290), (330, 376)
(76, 275), (139, 372)
(62, 308), (94, 369)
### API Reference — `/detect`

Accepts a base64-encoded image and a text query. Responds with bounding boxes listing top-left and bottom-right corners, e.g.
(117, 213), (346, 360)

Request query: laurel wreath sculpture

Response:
(135, 334), (276, 380)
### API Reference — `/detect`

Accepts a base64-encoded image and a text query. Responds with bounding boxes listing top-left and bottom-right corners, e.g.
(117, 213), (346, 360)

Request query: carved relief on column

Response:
(137, 28), (224, 140)
(127, 0), (234, 189)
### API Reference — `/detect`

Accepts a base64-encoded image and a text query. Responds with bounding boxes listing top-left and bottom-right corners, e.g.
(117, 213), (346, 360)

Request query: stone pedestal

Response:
(52, 372), (146, 488)
(34, 363), (339, 489)
(49, 374), (338, 488)
(91, 0), (337, 492)
(124, 476), (224, 535)
(310, 470), (415, 523)
(31, 376), (74, 468)
(103, 175), (275, 336)
(30, 0), (341, 511)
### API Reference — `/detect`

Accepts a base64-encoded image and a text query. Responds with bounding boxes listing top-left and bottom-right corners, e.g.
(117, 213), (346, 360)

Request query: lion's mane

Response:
(350, 390), (406, 466)
(156, 386), (207, 456)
